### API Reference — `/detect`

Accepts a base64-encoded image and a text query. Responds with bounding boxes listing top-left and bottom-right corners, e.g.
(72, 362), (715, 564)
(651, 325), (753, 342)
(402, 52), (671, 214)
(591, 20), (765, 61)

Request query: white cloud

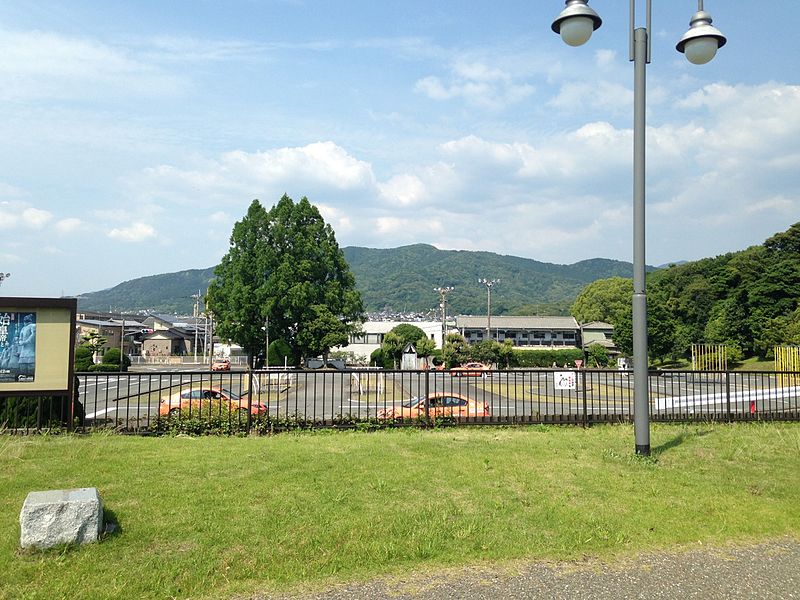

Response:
(22, 207), (53, 229)
(55, 218), (83, 233)
(0, 28), (185, 101)
(378, 174), (427, 206)
(415, 61), (534, 109)
(108, 222), (157, 242)
(133, 141), (376, 207)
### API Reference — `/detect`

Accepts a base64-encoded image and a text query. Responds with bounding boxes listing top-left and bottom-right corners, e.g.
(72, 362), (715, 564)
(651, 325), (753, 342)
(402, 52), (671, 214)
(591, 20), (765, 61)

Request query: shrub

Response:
(103, 348), (131, 371)
(74, 346), (94, 372)
(511, 348), (584, 368)
(88, 363), (125, 372)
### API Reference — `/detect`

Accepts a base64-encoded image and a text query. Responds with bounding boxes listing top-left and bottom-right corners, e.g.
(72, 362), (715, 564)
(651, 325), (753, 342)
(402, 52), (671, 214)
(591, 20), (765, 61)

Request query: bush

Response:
(511, 348), (584, 368)
(74, 346), (94, 372)
(586, 343), (613, 368)
(0, 395), (83, 429)
(101, 348), (131, 370)
(88, 363), (126, 372)
(268, 339), (295, 367)
(369, 347), (393, 369)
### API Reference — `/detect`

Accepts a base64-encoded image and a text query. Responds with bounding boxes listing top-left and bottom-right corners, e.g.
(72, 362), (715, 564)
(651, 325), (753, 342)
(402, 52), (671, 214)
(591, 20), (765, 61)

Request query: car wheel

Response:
(168, 408), (181, 418)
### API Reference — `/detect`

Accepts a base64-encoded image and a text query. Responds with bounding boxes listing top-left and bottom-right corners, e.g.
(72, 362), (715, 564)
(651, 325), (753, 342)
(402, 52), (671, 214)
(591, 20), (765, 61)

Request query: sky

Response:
(0, 1), (798, 298)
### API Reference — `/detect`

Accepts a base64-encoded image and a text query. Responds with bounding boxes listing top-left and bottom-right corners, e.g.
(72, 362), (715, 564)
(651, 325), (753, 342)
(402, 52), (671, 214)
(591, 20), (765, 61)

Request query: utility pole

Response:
(119, 316), (125, 372)
(434, 286), (454, 346)
(192, 290), (201, 363)
(478, 278), (500, 341)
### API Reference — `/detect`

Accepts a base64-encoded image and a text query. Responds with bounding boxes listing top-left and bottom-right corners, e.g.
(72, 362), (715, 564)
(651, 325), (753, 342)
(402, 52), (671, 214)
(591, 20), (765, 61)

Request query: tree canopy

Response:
(207, 195), (365, 364)
(574, 222), (800, 362)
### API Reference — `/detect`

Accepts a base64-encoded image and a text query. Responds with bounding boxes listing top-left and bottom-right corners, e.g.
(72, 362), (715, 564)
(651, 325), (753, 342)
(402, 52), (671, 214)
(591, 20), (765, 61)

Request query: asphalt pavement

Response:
(251, 538), (799, 600)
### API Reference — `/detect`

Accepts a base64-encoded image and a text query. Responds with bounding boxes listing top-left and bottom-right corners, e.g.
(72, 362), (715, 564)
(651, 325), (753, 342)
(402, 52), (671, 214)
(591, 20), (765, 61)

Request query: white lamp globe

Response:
(683, 37), (718, 65)
(559, 16), (594, 47)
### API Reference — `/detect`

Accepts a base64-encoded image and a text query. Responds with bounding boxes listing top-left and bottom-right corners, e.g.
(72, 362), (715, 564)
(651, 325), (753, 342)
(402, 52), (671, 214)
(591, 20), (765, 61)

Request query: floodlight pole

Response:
(478, 278), (500, 341)
(434, 286), (454, 345)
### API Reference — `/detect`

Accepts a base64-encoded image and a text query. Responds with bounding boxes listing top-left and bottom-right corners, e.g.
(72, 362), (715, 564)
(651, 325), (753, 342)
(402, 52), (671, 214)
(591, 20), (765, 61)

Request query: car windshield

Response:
(401, 396), (424, 408)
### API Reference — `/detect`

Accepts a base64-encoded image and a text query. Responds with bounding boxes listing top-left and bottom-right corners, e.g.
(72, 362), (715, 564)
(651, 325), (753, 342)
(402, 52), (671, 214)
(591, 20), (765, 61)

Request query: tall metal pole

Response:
(119, 317), (125, 372)
(193, 290), (200, 363)
(478, 279), (499, 341)
(434, 286), (454, 345)
(632, 7), (651, 456)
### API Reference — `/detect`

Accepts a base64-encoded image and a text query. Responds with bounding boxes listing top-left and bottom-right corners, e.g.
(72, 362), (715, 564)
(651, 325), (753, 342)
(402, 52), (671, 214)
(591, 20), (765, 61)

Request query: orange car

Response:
(211, 358), (231, 371)
(449, 362), (491, 377)
(377, 392), (490, 420)
(158, 386), (265, 417)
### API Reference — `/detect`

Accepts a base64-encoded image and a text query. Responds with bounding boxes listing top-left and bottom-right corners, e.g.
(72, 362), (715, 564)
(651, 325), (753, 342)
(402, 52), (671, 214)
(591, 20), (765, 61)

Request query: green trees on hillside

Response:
(207, 196), (365, 365)
(574, 222), (800, 362)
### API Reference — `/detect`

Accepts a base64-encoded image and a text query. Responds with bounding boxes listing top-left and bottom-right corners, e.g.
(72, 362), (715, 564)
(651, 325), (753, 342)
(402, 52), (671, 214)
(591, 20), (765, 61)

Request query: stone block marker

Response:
(20, 488), (103, 550)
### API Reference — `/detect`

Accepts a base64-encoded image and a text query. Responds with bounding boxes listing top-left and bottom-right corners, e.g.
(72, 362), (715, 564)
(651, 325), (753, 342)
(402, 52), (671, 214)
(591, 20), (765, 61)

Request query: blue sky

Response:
(1, 1), (798, 297)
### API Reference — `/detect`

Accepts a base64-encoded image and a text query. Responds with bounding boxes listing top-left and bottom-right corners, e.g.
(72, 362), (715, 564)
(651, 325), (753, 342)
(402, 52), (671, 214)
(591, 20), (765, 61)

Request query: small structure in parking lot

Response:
(20, 488), (103, 550)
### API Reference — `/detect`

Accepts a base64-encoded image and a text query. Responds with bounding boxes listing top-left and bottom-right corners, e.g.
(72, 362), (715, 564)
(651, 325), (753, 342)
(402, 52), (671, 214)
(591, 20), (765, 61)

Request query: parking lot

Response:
(74, 367), (800, 430)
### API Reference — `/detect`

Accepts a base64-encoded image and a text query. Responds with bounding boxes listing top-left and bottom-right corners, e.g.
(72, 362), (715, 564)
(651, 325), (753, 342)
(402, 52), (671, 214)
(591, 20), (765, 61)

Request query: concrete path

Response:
(254, 538), (799, 600)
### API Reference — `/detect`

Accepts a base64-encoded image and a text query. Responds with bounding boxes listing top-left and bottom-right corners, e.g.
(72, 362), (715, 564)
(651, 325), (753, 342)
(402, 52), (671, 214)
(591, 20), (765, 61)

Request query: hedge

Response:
(511, 348), (584, 368)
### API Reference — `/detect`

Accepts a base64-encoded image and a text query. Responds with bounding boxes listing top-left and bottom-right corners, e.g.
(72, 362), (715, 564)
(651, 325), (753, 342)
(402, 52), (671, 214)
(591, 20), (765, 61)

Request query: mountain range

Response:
(77, 244), (649, 316)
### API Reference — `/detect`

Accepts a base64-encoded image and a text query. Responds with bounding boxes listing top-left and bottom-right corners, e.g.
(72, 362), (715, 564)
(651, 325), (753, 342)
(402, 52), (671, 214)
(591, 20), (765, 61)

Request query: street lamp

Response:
(551, 0), (726, 456)
(434, 286), (454, 345)
(478, 278), (500, 341)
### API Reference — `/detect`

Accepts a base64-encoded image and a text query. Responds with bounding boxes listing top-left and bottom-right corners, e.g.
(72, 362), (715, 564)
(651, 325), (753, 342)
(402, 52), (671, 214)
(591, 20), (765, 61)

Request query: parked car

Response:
(377, 392), (490, 420)
(211, 358), (231, 371)
(449, 362), (491, 377)
(158, 386), (264, 417)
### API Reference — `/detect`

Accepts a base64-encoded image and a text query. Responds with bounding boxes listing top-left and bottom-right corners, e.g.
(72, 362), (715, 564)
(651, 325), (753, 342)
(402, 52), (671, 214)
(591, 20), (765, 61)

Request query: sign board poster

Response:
(0, 312), (37, 383)
(554, 371), (577, 391)
(0, 298), (76, 397)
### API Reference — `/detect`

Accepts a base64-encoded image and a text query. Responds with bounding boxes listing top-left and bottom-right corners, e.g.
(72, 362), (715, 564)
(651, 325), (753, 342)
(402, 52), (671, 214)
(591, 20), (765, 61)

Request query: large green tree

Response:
(207, 196), (365, 364)
(570, 277), (632, 325)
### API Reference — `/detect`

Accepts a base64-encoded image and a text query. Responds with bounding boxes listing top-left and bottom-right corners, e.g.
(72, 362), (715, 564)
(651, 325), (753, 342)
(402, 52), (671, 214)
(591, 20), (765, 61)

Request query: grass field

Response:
(2, 424), (799, 600)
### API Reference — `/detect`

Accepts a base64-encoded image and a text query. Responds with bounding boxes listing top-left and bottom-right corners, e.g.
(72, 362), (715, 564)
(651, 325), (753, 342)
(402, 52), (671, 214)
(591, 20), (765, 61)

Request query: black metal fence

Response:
(2, 368), (798, 434)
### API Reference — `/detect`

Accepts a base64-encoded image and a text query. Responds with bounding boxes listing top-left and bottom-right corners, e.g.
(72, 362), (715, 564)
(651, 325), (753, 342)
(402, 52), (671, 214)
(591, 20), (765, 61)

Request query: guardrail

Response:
(1, 369), (798, 434)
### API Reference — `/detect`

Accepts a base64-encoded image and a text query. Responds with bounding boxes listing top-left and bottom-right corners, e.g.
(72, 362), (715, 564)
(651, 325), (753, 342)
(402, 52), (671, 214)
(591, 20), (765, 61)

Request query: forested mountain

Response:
(77, 245), (641, 315)
(572, 222), (800, 359)
(78, 268), (215, 314)
(342, 245), (641, 315)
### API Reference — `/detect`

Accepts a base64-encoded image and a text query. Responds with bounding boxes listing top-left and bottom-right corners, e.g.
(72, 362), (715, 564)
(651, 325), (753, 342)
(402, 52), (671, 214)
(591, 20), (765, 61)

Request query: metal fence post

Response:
(725, 371), (732, 422)
(581, 369), (588, 428)
(424, 368), (430, 426)
(247, 368), (254, 432)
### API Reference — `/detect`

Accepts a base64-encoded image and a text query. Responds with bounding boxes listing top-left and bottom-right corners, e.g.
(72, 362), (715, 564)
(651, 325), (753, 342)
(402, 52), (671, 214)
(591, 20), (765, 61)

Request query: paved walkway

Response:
(255, 538), (799, 600)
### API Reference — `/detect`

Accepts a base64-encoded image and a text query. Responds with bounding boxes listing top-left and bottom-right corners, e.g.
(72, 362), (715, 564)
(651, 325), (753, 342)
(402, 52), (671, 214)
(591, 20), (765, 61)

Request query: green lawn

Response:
(2, 424), (799, 599)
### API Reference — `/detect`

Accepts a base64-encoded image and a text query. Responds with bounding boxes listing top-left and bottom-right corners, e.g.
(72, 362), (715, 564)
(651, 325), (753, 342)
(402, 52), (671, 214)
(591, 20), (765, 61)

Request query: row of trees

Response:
(370, 325), (593, 369)
(571, 222), (800, 362)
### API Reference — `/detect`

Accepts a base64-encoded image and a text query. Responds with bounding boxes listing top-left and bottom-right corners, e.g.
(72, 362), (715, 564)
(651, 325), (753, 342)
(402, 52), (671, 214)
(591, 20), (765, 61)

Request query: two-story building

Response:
(455, 315), (581, 349)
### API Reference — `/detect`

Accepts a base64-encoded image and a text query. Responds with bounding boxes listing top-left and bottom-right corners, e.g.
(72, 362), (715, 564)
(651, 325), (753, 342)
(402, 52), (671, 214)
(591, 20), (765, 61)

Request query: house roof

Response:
(455, 315), (579, 330)
(581, 321), (614, 330)
(143, 329), (193, 340)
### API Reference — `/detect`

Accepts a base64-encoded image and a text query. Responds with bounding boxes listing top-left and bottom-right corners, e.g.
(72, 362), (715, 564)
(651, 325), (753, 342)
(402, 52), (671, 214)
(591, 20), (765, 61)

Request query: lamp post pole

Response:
(551, 0), (726, 455)
(478, 278), (499, 341)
